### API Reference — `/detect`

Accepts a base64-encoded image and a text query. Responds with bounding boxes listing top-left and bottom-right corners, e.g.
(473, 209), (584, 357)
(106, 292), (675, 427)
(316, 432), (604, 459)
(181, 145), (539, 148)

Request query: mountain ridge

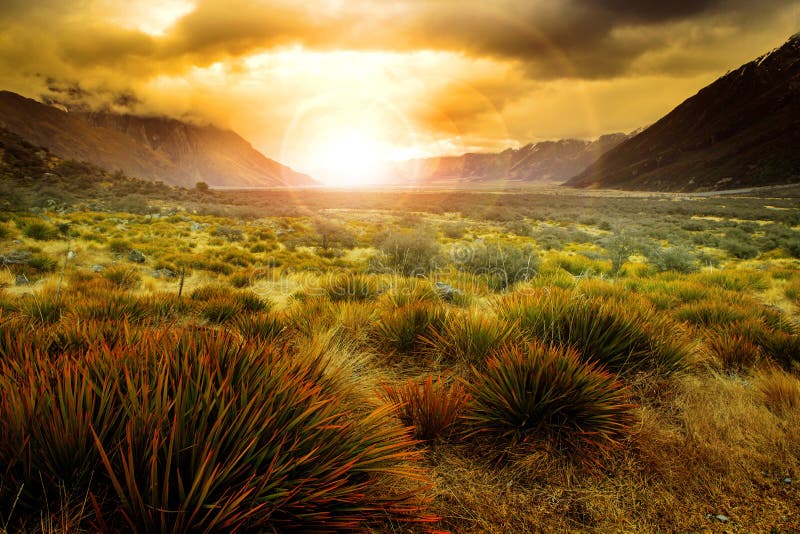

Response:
(0, 90), (314, 188)
(566, 33), (800, 191)
(393, 133), (630, 184)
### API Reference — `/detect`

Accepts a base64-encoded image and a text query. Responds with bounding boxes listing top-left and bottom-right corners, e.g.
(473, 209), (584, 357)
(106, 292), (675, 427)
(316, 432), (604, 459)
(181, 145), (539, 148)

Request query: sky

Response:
(0, 0), (798, 183)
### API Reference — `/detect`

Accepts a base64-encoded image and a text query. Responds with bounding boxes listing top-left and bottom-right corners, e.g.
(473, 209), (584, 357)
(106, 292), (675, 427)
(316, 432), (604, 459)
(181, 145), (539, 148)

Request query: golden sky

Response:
(0, 0), (798, 182)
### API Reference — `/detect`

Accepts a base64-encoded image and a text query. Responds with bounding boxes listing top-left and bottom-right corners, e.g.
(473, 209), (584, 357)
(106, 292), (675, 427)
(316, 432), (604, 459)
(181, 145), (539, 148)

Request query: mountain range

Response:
(567, 33), (800, 191)
(0, 91), (313, 188)
(393, 133), (630, 184)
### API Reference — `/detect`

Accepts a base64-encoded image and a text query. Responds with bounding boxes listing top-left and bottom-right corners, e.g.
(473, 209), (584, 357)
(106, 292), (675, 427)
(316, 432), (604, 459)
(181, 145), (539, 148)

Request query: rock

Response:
(67, 250), (76, 260)
(435, 281), (462, 302)
(715, 514), (729, 523)
(127, 249), (146, 263)
(784, 477), (792, 484)
(152, 268), (177, 279)
(190, 222), (203, 232)
(91, 264), (105, 272)
(0, 250), (32, 265)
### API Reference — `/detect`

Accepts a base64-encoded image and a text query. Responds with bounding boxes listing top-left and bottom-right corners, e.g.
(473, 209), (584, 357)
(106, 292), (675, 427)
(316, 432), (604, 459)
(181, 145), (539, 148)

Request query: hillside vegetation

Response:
(0, 182), (799, 532)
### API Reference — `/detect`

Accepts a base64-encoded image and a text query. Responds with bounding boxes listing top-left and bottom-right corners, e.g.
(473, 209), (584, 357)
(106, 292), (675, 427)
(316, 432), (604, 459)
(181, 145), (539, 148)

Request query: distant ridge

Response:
(0, 90), (314, 188)
(394, 133), (630, 184)
(566, 33), (800, 191)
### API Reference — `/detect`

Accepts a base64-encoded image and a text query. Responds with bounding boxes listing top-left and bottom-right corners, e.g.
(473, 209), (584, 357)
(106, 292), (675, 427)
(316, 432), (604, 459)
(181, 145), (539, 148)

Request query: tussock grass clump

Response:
(323, 273), (381, 302)
(382, 376), (469, 442)
(231, 311), (288, 343)
(496, 289), (688, 375)
(374, 302), (447, 356)
(422, 308), (520, 365)
(102, 264), (141, 290)
(14, 289), (66, 325)
(382, 278), (440, 308)
(692, 270), (769, 292)
(704, 329), (763, 371)
(71, 292), (150, 323)
(0, 328), (431, 532)
(22, 220), (59, 240)
(673, 301), (749, 328)
(144, 291), (194, 320)
(756, 368), (800, 414)
(464, 342), (634, 458)
(199, 295), (243, 324)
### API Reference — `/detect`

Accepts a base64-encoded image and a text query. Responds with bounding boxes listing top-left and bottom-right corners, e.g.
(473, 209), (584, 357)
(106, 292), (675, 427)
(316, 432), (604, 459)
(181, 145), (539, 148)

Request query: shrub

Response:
(211, 225), (244, 242)
(312, 218), (356, 249)
(441, 221), (467, 239)
(107, 238), (132, 253)
(646, 246), (698, 274)
(422, 309), (520, 365)
(374, 302), (447, 356)
(463, 342), (634, 458)
(496, 289), (688, 375)
(373, 227), (441, 276)
(102, 265), (142, 290)
(454, 241), (539, 291)
(381, 376), (469, 442)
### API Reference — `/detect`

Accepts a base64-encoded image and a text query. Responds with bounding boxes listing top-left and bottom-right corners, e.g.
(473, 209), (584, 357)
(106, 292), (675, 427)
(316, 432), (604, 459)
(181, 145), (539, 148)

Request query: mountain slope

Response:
(0, 91), (313, 188)
(396, 134), (629, 184)
(566, 34), (800, 191)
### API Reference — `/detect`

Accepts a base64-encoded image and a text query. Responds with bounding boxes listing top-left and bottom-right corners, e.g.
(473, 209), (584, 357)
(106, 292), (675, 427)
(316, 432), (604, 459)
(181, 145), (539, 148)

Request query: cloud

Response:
(0, 0), (796, 162)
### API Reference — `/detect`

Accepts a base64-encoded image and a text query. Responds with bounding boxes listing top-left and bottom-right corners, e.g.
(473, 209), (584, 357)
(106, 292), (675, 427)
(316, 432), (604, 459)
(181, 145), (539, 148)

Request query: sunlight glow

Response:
(305, 127), (392, 187)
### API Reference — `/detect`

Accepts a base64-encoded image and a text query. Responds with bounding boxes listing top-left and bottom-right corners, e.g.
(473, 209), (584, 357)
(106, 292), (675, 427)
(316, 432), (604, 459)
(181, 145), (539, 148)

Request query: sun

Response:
(306, 128), (391, 187)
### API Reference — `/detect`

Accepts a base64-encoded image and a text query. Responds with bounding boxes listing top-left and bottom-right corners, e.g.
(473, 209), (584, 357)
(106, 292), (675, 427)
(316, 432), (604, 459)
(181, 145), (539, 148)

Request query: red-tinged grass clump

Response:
(381, 376), (469, 442)
(463, 342), (635, 460)
(704, 329), (763, 371)
(0, 327), (433, 532)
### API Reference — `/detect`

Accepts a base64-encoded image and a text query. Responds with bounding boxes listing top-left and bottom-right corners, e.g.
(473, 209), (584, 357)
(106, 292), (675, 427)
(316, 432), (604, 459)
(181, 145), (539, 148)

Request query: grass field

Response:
(1, 186), (799, 532)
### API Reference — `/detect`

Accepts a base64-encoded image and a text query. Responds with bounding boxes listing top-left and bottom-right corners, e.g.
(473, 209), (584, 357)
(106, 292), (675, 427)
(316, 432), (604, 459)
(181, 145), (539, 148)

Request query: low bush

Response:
(454, 241), (539, 291)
